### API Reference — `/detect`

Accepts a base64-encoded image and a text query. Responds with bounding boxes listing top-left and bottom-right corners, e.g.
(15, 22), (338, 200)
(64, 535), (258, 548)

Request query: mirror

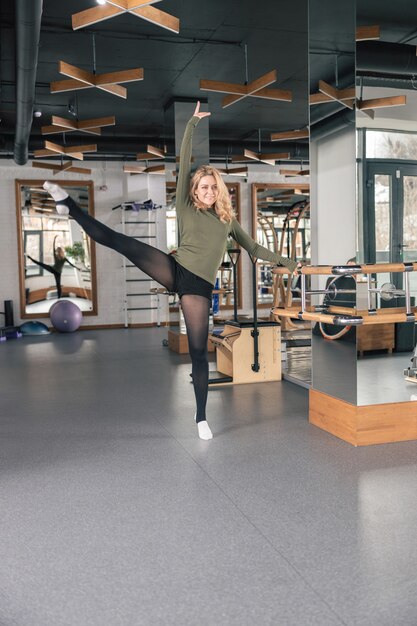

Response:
(166, 181), (243, 312)
(252, 183), (310, 307)
(252, 182), (311, 386)
(356, 1), (417, 405)
(309, 0), (357, 403)
(15, 180), (97, 319)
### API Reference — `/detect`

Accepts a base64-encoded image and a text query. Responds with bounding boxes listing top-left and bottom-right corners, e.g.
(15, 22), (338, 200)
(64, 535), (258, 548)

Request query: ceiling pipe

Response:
(357, 40), (417, 77)
(310, 109), (355, 142)
(14, 0), (43, 165)
(309, 101), (346, 126)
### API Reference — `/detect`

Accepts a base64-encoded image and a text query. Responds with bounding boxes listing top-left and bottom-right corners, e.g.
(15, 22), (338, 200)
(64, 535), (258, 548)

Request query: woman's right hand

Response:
(193, 101), (211, 119)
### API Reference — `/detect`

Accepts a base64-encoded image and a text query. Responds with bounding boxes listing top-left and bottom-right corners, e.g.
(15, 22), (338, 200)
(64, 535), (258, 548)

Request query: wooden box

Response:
(210, 322), (281, 384)
(357, 322), (394, 356)
(168, 328), (215, 354)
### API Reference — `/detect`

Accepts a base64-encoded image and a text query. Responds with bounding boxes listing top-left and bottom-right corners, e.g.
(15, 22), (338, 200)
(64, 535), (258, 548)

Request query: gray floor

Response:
(1, 328), (417, 626)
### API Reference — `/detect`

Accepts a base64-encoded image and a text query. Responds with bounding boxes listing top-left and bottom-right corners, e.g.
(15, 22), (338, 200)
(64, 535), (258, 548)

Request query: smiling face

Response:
(194, 175), (219, 209)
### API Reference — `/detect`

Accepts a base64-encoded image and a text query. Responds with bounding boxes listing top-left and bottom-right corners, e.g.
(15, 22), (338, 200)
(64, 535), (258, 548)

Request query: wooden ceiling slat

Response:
(200, 80), (247, 96)
(246, 70), (277, 94)
(318, 80), (355, 109)
(64, 152), (85, 160)
(357, 95), (406, 110)
(126, 0), (161, 9)
(131, 5), (179, 33)
(96, 68), (144, 85)
(59, 61), (94, 85)
(252, 87), (292, 102)
(72, 4), (122, 30)
(32, 162), (62, 172)
(77, 116), (116, 130)
(107, 0), (131, 9)
(222, 93), (247, 108)
(97, 84), (127, 99)
(41, 125), (69, 135)
(50, 78), (91, 93)
(356, 25), (380, 41)
(271, 128), (309, 141)
(51, 116), (78, 130)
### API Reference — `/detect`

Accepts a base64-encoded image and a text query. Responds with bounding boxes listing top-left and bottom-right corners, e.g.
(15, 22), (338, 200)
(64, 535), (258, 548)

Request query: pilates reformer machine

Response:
(271, 262), (417, 382)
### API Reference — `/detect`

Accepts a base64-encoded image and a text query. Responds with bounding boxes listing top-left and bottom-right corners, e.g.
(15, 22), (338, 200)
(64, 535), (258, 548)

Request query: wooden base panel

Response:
(309, 388), (417, 446)
(168, 328), (214, 354)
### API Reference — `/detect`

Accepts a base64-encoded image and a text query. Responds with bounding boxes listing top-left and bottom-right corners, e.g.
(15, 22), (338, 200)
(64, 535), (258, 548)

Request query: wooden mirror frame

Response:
(15, 179), (98, 319)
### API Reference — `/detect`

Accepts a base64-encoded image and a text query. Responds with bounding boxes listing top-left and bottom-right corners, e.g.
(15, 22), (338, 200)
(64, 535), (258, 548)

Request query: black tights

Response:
(62, 197), (210, 422)
(27, 256), (62, 298)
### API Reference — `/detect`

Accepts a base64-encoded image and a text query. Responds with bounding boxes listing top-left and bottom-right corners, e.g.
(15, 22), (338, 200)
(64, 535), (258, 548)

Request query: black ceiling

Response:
(1, 0), (417, 162)
(1, 0), (309, 161)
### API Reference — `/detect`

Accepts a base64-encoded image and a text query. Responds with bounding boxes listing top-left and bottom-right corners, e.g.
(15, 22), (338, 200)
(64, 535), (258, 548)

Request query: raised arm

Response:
(176, 101), (210, 208)
(229, 219), (297, 272)
(64, 257), (78, 269)
(53, 235), (59, 261)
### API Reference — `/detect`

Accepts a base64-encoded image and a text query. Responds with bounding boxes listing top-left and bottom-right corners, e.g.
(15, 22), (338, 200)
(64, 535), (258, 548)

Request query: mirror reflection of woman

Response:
(26, 235), (77, 299)
(43, 102), (296, 440)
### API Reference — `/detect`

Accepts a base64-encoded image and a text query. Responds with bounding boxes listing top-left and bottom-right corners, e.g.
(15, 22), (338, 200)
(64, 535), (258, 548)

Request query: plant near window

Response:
(65, 241), (85, 264)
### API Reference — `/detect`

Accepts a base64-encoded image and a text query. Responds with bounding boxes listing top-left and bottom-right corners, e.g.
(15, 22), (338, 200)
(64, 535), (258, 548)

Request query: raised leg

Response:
(43, 183), (175, 292)
(27, 256), (55, 275)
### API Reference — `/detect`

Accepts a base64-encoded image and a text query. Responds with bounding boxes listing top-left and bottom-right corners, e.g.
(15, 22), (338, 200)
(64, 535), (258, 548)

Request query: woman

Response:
(26, 235), (78, 299)
(44, 102), (296, 440)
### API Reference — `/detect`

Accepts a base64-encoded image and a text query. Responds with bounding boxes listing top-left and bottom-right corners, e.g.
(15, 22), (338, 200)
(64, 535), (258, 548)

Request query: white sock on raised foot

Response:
(197, 420), (213, 440)
(43, 181), (69, 215)
(43, 181), (68, 201)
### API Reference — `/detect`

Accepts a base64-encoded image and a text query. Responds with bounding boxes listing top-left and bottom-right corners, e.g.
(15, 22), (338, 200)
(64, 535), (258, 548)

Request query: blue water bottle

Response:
(212, 278), (219, 316)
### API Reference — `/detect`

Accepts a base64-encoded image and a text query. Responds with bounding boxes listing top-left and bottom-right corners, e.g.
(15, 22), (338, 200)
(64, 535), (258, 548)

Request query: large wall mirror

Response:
(166, 181), (243, 312)
(309, 0), (417, 408)
(309, 0), (356, 402)
(15, 180), (97, 319)
(356, 0), (417, 406)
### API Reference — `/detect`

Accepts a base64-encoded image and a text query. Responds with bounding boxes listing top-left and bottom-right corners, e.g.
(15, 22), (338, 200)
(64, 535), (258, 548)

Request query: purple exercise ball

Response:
(49, 300), (82, 333)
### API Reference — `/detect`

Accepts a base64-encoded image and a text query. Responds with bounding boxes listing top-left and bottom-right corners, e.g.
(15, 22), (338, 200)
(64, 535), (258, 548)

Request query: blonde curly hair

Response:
(190, 165), (235, 223)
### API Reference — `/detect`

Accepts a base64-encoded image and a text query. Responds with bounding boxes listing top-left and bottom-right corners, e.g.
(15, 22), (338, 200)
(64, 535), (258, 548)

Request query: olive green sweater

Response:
(172, 116), (297, 285)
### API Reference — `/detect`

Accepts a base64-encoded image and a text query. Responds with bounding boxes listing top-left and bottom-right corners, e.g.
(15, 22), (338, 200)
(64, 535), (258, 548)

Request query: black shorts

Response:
(170, 257), (213, 301)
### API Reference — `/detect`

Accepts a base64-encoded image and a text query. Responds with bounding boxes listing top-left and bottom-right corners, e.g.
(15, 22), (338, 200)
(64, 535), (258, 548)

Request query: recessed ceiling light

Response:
(97, 0), (106, 4)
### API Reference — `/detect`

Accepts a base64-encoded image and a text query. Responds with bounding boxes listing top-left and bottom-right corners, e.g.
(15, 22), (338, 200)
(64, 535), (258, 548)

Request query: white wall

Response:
(0, 158), (307, 327)
(310, 127), (356, 269)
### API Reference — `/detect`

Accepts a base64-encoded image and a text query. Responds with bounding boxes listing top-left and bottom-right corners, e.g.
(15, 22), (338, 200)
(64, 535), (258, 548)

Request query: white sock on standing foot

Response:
(43, 181), (70, 215)
(197, 420), (213, 440)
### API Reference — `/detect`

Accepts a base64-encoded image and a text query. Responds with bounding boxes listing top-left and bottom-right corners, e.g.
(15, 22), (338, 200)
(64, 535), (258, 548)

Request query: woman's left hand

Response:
(193, 101), (211, 119)
(293, 261), (304, 275)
